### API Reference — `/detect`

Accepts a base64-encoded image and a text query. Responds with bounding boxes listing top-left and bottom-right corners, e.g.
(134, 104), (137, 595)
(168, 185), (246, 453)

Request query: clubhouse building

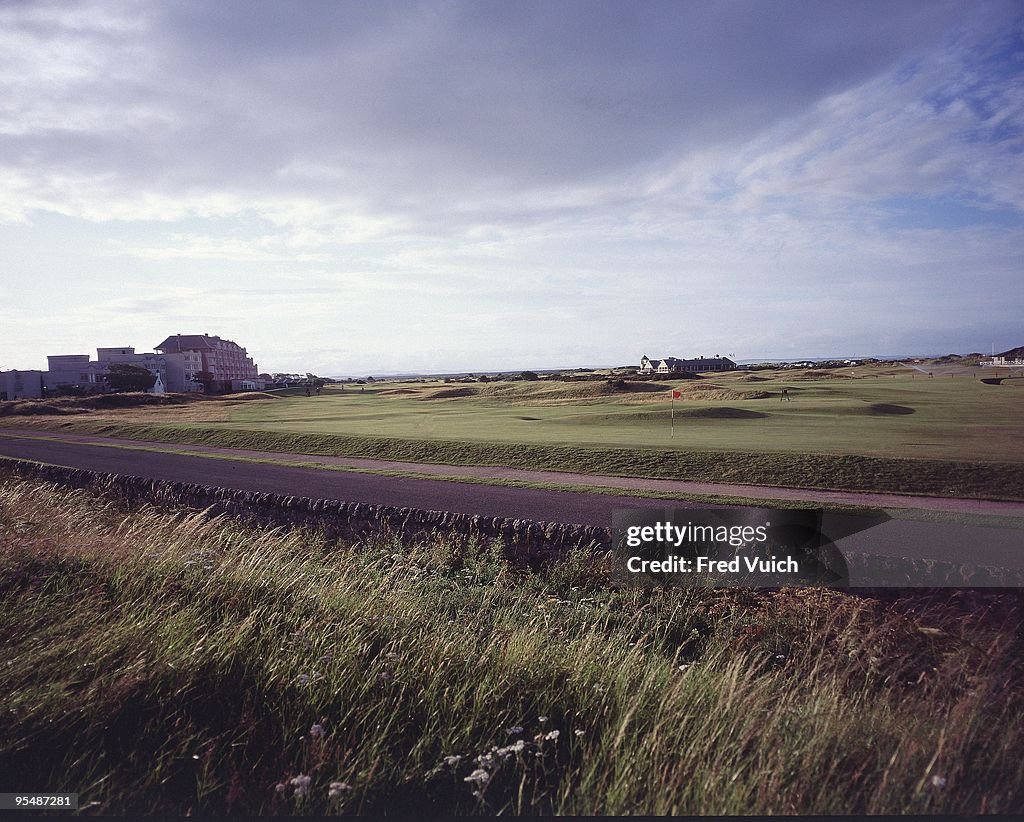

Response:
(639, 354), (737, 375)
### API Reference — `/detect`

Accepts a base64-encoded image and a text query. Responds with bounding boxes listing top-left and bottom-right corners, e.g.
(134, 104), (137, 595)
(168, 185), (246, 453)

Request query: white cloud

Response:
(0, 2), (1022, 372)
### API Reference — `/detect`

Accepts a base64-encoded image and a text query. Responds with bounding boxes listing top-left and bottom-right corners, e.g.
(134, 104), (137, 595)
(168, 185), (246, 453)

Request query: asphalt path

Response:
(1, 431), (1022, 573)
(0, 432), (677, 523)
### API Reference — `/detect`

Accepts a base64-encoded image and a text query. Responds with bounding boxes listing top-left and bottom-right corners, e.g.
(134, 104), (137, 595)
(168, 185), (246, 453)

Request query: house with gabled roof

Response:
(638, 354), (736, 374)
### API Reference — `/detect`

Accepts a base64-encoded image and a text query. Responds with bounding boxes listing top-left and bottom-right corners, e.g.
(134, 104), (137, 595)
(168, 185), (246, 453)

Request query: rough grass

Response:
(0, 392), (203, 416)
(8, 418), (1024, 500)
(1, 477), (1022, 815)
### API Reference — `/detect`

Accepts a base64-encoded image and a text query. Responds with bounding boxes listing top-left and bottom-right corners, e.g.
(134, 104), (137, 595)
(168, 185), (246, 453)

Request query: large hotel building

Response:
(0, 333), (260, 399)
(154, 333), (259, 384)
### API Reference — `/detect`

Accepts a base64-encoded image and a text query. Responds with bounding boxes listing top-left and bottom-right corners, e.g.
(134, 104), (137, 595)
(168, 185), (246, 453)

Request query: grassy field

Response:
(204, 368), (1023, 463)
(2, 475), (1023, 815)
(3, 365), (1023, 498)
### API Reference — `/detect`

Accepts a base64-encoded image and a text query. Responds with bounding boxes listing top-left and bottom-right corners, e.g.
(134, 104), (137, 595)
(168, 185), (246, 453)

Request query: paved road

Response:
(1, 431), (1022, 572)
(0, 431), (680, 524)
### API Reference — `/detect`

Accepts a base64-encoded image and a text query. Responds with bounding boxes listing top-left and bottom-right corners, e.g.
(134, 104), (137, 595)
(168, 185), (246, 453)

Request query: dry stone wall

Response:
(0, 457), (609, 562)
(1, 457), (1021, 588)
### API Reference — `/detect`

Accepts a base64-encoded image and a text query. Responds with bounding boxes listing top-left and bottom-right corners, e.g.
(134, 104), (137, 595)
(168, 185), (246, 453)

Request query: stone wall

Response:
(0, 457), (610, 563)
(2, 456), (1021, 588)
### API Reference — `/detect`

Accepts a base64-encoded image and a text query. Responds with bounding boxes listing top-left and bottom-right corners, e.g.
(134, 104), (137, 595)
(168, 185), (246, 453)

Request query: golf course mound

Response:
(422, 387), (479, 399)
(574, 407), (770, 424)
(866, 403), (916, 415)
(678, 406), (770, 419)
(0, 392), (199, 416)
(471, 379), (672, 405)
(676, 384), (772, 401)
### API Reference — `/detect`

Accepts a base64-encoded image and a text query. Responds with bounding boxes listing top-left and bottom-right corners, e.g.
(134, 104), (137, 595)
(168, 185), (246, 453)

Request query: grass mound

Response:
(1, 477), (1023, 815)
(414, 380), (675, 407)
(575, 408), (770, 424)
(0, 392), (199, 416)
(790, 370), (857, 380)
(678, 406), (770, 419)
(0, 401), (89, 416)
(423, 387), (479, 399)
(675, 384), (771, 401)
(868, 403), (916, 416)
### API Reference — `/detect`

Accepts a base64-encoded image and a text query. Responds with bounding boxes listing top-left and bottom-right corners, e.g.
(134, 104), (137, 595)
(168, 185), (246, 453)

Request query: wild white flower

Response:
(289, 774), (312, 798)
(463, 769), (490, 786)
(574, 729), (585, 737)
(294, 674), (310, 685)
(505, 725), (524, 735)
(931, 775), (947, 788)
(328, 781), (352, 799)
(538, 715), (549, 723)
(274, 782), (287, 794)
(309, 723), (325, 739)
(544, 730), (560, 741)
(443, 755), (462, 766)
(496, 739), (526, 757)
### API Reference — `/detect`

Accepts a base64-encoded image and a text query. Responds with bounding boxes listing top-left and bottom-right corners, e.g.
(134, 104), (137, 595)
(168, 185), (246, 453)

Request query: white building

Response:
(981, 356), (1024, 368)
(0, 370), (46, 400)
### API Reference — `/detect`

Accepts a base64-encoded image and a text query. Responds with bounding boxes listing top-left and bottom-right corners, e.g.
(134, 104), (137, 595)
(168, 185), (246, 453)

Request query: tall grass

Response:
(1, 477), (1022, 815)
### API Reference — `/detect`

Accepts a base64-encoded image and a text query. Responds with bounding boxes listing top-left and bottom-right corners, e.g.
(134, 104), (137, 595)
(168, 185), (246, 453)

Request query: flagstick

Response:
(671, 390), (675, 438)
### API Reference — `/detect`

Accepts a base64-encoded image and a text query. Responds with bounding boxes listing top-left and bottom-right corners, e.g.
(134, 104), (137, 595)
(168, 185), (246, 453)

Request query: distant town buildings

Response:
(0, 333), (260, 399)
(981, 356), (1024, 368)
(638, 354), (737, 374)
(0, 369), (46, 401)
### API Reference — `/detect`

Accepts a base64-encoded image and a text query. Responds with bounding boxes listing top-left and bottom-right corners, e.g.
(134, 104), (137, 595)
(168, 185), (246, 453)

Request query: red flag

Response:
(672, 390), (682, 399)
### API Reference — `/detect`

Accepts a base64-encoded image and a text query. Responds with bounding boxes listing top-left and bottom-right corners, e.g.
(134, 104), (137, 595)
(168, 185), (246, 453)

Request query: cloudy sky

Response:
(2, 1), (1022, 375)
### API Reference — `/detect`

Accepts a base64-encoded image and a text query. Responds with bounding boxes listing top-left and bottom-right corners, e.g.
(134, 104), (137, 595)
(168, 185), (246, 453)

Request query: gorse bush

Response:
(0, 477), (1022, 815)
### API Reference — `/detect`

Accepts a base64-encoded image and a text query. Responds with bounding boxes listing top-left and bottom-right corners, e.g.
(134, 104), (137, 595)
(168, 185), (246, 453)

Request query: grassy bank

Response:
(1, 477), (1023, 815)
(9, 416), (1024, 500)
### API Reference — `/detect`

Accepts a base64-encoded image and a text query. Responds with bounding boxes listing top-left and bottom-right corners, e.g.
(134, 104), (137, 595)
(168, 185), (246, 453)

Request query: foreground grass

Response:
(1, 478), (1023, 815)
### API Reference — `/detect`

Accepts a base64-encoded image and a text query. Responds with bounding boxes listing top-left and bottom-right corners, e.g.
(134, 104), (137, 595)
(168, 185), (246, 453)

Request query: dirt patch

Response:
(519, 416), (541, 421)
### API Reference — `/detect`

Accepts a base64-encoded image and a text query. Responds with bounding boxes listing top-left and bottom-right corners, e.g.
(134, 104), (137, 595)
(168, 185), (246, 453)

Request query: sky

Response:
(1, 0), (1022, 376)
